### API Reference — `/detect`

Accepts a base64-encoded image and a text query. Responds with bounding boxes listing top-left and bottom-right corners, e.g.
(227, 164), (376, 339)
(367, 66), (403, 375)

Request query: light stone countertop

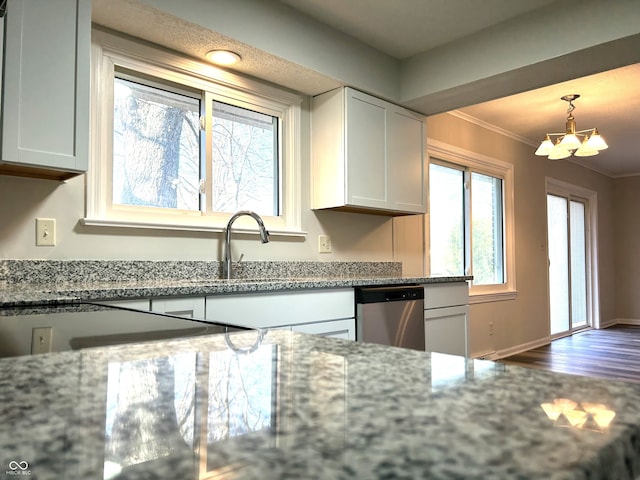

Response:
(0, 259), (470, 306)
(1, 329), (639, 479)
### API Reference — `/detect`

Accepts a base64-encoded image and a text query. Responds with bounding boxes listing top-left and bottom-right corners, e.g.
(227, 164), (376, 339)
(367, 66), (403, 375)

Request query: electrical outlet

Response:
(36, 218), (56, 246)
(31, 327), (53, 354)
(318, 234), (332, 253)
(489, 321), (494, 336)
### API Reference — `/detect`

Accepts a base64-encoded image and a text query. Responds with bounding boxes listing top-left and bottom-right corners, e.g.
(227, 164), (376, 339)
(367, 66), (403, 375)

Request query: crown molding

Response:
(448, 110), (538, 147)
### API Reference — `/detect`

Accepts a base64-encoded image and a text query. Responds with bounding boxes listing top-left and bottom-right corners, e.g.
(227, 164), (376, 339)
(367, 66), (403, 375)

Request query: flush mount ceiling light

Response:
(535, 94), (608, 160)
(206, 49), (242, 66)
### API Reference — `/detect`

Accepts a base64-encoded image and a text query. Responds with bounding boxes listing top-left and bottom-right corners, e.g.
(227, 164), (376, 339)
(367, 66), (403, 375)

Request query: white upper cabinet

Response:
(0, 0), (90, 180)
(311, 87), (426, 215)
(0, 12), (3, 117)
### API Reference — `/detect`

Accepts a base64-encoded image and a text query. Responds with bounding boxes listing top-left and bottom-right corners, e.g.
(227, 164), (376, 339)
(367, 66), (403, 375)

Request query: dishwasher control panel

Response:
(355, 285), (423, 303)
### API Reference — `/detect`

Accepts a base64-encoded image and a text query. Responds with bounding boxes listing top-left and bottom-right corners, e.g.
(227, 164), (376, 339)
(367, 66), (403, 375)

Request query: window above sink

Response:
(84, 28), (304, 237)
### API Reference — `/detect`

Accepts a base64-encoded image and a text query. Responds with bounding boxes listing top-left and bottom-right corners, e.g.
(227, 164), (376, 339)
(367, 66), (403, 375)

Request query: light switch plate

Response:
(31, 327), (53, 354)
(36, 218), (56, 246)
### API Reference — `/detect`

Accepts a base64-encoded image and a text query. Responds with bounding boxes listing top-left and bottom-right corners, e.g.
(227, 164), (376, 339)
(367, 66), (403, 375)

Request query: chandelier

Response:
(535, 94), (608, 160)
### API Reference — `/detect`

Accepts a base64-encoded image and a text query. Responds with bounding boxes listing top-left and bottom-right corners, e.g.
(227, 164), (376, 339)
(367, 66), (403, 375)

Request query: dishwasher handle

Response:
(355, 285), (424, 304)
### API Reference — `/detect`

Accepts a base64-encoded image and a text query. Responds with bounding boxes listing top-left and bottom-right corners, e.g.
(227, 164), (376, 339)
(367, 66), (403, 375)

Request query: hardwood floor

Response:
(499, 325), (640, 383)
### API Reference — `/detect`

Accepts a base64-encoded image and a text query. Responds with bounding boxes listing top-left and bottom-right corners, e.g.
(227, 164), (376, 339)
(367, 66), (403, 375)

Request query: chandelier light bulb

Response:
(574, 137), (599, 157)
(535, 135), (554, 156)
(548, 139), (571, 160)
(558, 133), (581, 151)
(585, 129), (608, 151)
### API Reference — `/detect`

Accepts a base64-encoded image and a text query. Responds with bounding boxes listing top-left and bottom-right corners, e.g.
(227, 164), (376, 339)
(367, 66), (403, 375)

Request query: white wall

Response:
(0, 97), (395, 262)
(613, 176), (640, 322)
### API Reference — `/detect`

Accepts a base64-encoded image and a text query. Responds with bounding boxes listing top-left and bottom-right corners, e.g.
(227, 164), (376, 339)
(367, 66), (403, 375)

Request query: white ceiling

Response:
(279, 0), (640, 178)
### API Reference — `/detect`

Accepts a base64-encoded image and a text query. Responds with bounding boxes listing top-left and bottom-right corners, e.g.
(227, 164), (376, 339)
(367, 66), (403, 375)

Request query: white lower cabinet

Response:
(423, 282), (470, 356)
(424, 306), (469, 356)
(100, 289), (357, 340)
(205, 289), (356, 340)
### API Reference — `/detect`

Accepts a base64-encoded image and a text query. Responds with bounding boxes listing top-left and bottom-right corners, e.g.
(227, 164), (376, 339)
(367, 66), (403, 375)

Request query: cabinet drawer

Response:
(423, 283), (468, 309)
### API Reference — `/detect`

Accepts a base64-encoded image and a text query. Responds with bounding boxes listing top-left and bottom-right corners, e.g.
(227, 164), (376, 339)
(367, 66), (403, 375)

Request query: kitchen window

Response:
(427, 140), (515, 301)
(86, 29), (302, 235)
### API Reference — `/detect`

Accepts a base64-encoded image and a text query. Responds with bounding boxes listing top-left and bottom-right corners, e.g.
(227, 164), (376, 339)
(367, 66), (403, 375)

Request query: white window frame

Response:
(427, 139), (516, 303)
(85, 28), (304, 236)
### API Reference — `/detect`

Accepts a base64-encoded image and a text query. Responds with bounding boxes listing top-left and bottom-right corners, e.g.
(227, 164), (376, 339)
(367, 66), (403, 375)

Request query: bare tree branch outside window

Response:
(211, 101), (278, 216)
(113, 78), (200, 211)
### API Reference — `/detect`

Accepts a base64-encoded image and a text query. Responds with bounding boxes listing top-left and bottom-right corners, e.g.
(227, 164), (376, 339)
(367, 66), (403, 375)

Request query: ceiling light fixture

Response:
(206, 49), (242, 66)
(535, 94), (608, 160)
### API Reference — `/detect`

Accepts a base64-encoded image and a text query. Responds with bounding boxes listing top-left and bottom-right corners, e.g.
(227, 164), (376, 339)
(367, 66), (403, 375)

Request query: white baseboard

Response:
(473, 321), (640, 361)
(600, 318), (619, 328)
(491, 336), (551, 360)
(611, 318), (640, 326)
(472, 350), (498, 360)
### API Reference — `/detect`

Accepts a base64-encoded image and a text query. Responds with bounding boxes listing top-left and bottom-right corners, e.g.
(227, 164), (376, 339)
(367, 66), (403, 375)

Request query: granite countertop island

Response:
(1, 328), (640, 479)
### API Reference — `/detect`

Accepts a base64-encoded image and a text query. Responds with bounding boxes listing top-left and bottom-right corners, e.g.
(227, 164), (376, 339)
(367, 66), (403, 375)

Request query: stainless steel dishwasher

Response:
(355, 285), (425, 351)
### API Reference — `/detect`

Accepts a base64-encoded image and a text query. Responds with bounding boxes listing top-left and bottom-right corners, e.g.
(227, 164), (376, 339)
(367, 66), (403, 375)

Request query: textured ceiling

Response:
(91, 0), (341, 96)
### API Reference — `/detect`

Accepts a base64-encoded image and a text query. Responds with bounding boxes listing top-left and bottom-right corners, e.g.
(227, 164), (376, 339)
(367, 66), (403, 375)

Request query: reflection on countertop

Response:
(1, 330), (639, 479)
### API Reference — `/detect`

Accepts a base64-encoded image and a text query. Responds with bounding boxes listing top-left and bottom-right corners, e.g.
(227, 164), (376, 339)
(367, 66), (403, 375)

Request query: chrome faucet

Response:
(222, 211), (270, 279)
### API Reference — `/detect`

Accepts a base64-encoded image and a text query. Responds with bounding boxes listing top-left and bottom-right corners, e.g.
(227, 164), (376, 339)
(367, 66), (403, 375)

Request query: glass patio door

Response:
(547, 193), (589, 336)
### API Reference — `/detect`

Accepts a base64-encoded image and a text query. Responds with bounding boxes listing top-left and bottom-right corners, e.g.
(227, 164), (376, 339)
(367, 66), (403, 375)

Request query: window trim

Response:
(85, 28), (304, 236)
(427, 139), (516, 302)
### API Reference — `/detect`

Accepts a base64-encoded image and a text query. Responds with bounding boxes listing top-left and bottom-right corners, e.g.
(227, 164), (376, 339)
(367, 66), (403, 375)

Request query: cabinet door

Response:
(387, 107), (425, 213)
(424, 306), (468, 356)
(1, 0), (90, 178)
(345, 89), (388, 209)
(151, 297), (205, 319)
(292, 319), (355, 340)
(0, 16), (4, 115)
